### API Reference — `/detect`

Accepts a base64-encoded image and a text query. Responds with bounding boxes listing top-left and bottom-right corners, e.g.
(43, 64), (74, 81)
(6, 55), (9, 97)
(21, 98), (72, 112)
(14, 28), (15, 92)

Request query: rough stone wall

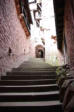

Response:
(0, 0), (31, 75)
(64, 0), (74, 70)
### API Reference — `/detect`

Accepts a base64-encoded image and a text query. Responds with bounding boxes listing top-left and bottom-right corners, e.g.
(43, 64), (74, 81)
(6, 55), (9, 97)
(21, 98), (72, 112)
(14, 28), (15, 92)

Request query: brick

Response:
(0, 0), (31, 75)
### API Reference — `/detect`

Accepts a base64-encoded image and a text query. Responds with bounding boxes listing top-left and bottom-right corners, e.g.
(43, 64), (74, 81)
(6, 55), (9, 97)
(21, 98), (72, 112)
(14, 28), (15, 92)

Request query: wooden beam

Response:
(29, 0), (36, 4)
(57, 23), (63, 27)
(56, 17), (64, 22)
(56, 8), (64, 14)
(15, 0), (31, 38)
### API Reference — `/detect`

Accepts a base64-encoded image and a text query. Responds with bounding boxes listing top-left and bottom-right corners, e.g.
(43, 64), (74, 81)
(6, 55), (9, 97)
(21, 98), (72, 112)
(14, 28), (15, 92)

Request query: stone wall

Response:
(0, 0), (31, 75)
(64, 0), (74, 70)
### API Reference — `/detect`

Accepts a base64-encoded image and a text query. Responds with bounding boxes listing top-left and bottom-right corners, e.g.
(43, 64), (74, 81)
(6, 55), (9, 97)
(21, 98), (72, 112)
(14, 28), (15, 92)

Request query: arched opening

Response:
(35, 45), (45, 58)
(38, 50), (44, 58)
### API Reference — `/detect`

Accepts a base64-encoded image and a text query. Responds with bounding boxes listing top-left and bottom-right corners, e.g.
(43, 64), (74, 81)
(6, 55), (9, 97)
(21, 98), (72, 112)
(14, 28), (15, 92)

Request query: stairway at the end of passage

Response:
(0, 58), (63, 112)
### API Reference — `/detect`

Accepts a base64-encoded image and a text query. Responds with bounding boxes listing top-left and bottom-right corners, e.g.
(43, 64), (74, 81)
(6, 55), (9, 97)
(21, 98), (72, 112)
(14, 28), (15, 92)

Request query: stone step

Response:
(12, 68), (56, 71)
(12, 68), (56, 72)
(0, 84), (58, 92)
(7, 71), (56, 76)
(14, 63), (53, 67)
(0, 101), (63, 112)
(0, 58), (62, 112)
(0, 79), (57, 85)
(6, 74), (56, 78)
(1, 75), (56, 80)
(12, 63), (56, 69)
(15, 62), (57, 68)
(0, 91), (59, 102)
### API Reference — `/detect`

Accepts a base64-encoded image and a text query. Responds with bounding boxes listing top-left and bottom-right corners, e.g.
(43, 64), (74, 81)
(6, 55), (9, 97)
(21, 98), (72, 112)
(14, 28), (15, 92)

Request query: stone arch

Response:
(35, 45), (45, 58)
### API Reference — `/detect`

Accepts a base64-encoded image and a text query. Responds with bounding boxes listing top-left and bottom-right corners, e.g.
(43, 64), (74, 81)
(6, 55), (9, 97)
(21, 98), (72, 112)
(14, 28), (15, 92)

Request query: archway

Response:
(35, 45), (45, 58)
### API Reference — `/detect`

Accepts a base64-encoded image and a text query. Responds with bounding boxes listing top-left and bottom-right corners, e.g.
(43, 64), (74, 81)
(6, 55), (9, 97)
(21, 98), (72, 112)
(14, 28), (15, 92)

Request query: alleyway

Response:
(0, 58), (63, 112)
(0, 0), (74, 111)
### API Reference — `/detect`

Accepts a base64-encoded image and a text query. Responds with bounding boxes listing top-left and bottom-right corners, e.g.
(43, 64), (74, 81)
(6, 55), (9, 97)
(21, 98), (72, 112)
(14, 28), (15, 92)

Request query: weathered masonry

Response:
(53, 0), (74, 73)
(53, 0), (74, 111)
(0, 0), (32, 75)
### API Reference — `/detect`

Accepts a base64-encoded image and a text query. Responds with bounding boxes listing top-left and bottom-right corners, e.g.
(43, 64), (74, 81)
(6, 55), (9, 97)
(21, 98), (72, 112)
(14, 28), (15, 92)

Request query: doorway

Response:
(35, 45), (45, 58)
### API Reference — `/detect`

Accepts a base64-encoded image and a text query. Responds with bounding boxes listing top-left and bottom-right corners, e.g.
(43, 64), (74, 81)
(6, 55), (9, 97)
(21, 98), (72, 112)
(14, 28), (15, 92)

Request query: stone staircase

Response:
(0, 58), (63, 112)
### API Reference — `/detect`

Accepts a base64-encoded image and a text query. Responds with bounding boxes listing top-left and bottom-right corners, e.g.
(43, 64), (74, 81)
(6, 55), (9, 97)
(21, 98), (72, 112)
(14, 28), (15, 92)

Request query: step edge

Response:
(0, 101), (62, 107)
